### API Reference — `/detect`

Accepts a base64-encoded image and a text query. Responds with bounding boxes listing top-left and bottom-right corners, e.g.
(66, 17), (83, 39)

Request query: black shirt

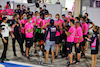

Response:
(14, 9), (21, 16)
(26, 11), (33, 17)
(12, 19), (20, 38)
(41, 9), (49, 19)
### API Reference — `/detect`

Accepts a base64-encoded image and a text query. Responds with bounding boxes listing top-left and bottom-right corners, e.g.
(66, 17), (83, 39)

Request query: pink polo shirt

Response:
(74, 26), (83, 43)
(36, 18), (42, 28)
(81, 22), (88, 35)
(32, 16), (36, 23)
(2, 9), (6, 17)
(6, 9), (14, 15)
(55, 20), (62, 36)
(41, 19), (50, 29)
(25, 23), (34, 38)
(21, 19), (28, 34)
(67, 26), (76, 42)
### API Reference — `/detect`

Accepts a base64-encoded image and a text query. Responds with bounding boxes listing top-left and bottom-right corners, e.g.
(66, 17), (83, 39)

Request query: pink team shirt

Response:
(21, 19), (28, 34)
(25, 23), (34, 38)
(2, 9), (6, 17)
(55, 20), (62, 36)
(32, 16), (36, 23)
(81, 22), (88, 35)
(67, 26), (76, 42)
(74, 26), (83, 43)
(6, 9), (14, 15)
(41, 19), (50, 29)
(36, 18), (42, 28)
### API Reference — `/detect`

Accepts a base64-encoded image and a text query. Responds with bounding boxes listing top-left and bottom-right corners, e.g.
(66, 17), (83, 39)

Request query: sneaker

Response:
(55, 55), (58, 59)
(43, 63), (48, 66)
(51, 60), (54, 65)
(34, 50), (37, 54)
(4, 58), (9, 61)
(75, 61), (80, 65)
(67, 63), (73, 67)
(14, 53), (17, 57)
(27, 56), (30, 60)
(22, 53), (25, 56)
(1, 60), (4, 63)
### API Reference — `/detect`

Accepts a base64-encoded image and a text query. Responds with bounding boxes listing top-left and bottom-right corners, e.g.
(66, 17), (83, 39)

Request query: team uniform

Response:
(55, 20), (62, 44)
(66, 26), (76, 54)
(25, 22), (34, 48)
(81, 22), (88, 46)
(90, 31), (99, 54)
(20, 19), (27, 43)
(74, 26), (83, 53)
(41, 19), (50, 40)
(35, 18), (42, 41)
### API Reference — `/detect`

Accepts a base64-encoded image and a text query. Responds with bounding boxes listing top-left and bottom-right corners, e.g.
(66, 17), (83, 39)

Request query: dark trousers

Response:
(1, 37), (8, 60)
(12, 37), (24, 55)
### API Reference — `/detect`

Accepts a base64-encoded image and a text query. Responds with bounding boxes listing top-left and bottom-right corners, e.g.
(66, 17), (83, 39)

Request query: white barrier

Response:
(87, 8), (100, 27)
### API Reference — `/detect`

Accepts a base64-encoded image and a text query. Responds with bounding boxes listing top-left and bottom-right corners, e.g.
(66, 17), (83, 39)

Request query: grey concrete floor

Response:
(0, 37), (100, 67)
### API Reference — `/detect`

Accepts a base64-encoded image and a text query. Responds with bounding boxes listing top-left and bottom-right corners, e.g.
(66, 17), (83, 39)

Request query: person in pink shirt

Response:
(34, 12), (43, 54)
(0, 5), (6, 23)
(54, 14), (63, 58)
(25, 16), (36, 59)
(65, 19), (76, 66)
(20, 14), (28, 44)
(80, 17), (88, 58)
(74, 22), (83, 64)
(5, 5), (14, 26)
(6, 1), (10, 9)
(67, 12), (74, 22)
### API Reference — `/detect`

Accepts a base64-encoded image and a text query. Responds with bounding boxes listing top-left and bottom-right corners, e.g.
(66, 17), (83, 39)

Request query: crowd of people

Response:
(0, 1), (99, 67)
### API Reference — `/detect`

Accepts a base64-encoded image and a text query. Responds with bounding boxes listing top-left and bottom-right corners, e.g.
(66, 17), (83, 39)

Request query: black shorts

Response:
(82, 35), (88, 46)
(26, 38), (33, 48)
(74, 42), (82, 53)
(35, 33), (41, 41)
(55, 36), (60, 44)
(91, 48), (98, 54)
(40, 34), (45, 40)
(66, 42), (73, 54)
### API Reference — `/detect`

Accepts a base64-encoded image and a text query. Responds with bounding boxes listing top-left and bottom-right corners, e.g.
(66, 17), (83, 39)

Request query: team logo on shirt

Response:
(51, 28), (56, 32)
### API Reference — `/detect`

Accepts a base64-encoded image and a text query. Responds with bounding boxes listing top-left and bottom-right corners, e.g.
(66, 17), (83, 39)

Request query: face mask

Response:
(43, 7), (46, 9)
(45, 17), (48, 20)
(37, 16), (40, 19)
(80, 20), (83, 23)
(55, 18), (58, 21)
(9, 8), (11, 9)
(68, 15), (71, 17)
(48, 17), (51, 19)
(68, 22), (70, 26)
(30, 20), (32, 23)
(5, 9), (6, 10)
(24, 17), (27, 20)
(0, 8), (2, 10)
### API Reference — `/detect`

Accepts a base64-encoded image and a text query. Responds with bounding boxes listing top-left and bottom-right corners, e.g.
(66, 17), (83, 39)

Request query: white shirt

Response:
(1, 22), (12, 38)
